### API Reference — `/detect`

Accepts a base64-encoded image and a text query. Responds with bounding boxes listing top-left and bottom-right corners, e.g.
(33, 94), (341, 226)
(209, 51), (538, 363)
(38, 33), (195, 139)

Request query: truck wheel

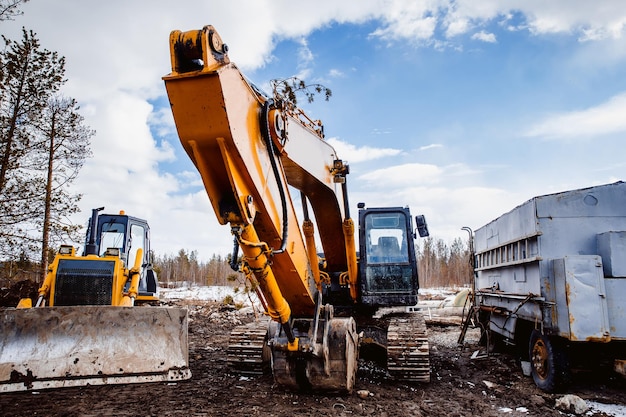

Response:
(529, 330), (570, 392)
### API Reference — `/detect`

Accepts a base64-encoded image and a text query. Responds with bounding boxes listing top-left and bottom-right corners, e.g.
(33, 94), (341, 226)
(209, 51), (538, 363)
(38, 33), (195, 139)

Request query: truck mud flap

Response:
(0, 306), (190, 392)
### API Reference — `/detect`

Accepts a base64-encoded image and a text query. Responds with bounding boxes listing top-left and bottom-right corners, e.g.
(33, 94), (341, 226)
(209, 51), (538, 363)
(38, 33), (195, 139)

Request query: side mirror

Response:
(415, 215), (429, 238)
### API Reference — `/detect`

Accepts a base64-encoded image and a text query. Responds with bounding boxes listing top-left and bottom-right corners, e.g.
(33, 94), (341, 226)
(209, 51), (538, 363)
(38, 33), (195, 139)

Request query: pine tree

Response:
(0, 28), (65, 259)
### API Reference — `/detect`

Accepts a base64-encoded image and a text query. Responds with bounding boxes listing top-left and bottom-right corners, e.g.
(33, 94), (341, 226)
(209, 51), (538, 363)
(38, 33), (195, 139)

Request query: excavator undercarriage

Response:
(227, 309), (429, 392)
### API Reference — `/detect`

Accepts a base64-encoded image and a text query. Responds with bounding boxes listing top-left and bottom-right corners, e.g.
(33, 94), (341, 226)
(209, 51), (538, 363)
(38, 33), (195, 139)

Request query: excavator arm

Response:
(164, 26), (359, 391)
(164, 26), (357, 318)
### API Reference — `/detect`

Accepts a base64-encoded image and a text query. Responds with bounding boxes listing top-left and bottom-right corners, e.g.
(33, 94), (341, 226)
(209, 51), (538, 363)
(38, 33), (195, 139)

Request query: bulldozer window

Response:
(99, 222), (126, 257)
(128, 224), (146, 269)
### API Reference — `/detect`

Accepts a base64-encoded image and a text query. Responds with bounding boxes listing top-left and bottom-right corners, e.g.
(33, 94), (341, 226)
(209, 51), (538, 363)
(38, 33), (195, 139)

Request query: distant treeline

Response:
(152, 250), (240, 288)
(152, 236), (473, 290)
(0, 237), (473, 291)
(417, 236), (473, 289)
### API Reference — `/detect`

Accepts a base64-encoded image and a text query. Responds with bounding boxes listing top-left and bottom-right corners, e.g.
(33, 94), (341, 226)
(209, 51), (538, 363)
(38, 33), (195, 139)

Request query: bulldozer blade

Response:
(0, 306), (190, 393)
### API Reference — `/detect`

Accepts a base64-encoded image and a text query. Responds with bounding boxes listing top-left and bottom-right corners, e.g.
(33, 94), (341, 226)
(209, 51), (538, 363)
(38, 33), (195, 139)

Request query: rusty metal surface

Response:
(553, 256), (610, 342)
(0, 306), (190, 392)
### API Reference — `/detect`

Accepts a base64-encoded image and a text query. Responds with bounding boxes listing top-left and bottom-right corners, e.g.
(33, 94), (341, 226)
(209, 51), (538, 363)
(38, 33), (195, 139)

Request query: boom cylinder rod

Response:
(301, 193), (321, 290)
(340, 181), (358, 301)
(343, 217), (358, 301)
(233, 224), (296, 345)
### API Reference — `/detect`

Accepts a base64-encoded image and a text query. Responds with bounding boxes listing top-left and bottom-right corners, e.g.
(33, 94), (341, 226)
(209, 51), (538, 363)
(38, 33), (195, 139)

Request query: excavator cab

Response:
(358, 205), (425, 307)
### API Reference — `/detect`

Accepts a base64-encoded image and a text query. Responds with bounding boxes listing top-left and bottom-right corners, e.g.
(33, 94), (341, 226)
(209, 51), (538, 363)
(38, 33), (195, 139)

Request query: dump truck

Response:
(0, 208), (190, 392)
(469, 181), (626, 392)
(163, 25), (431, 392)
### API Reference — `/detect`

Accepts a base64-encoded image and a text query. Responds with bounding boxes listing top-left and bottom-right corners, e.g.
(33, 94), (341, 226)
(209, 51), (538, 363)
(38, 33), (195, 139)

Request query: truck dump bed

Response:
(473, 181), (626, 341)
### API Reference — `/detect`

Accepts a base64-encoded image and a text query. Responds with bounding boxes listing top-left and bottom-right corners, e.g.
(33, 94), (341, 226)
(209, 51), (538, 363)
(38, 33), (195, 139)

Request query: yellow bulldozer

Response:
(0, 208), (190, 392)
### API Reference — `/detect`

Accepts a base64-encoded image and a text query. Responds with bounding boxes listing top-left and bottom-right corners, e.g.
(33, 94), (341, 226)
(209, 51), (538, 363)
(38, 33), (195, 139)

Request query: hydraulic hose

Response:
(229, 236), (240, 271)
(260, 99), (288, 254)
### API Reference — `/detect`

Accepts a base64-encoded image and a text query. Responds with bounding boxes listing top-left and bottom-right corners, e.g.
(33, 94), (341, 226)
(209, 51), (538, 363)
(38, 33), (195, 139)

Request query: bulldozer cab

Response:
(358, 206), (421, 307)
(83, 209), (158, 300)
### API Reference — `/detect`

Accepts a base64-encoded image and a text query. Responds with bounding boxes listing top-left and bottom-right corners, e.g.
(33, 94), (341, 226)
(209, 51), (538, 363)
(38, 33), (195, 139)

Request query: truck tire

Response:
(529, 330), (570, 392)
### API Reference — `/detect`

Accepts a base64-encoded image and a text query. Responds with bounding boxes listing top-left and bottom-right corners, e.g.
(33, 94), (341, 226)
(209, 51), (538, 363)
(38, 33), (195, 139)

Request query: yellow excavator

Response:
(163, 25), (431, 392)
(0, 208), (190, 392)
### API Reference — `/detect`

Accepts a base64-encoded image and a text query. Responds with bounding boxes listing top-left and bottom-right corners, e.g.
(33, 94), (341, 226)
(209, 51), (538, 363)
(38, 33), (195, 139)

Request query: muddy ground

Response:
(1, 299), (625, 417)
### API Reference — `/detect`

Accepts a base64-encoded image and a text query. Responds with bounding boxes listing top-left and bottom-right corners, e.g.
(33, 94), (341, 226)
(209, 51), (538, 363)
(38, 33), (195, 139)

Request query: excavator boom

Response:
(164, 26), (359, 391)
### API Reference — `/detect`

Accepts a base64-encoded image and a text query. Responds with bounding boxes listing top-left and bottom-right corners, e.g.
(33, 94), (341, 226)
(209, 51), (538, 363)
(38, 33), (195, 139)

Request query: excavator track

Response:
(387, 314), (430, 382)
(227, 317), (270, 375)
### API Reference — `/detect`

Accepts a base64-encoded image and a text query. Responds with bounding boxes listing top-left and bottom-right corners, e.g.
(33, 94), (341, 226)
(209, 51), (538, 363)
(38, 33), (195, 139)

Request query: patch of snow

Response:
(160, 285), (259, 306)
(586, 401), (626, 417)
(419, 287), (459, 299)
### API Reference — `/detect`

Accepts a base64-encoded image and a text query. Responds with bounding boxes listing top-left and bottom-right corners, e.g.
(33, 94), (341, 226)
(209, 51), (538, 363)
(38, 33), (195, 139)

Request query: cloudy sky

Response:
(3, 1), (625, 260)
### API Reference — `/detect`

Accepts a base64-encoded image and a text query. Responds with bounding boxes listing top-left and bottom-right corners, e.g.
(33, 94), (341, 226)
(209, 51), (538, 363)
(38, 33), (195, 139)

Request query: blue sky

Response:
(4, 1), (625, 260)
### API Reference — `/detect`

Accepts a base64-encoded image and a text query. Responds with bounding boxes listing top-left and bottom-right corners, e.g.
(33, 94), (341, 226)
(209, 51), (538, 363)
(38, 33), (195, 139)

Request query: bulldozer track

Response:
(387, 314), (430, 382)
(227, 318), (270, 375)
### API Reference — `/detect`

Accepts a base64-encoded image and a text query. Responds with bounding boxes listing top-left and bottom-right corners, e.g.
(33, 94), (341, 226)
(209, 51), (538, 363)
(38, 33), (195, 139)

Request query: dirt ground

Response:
(1, 299), (625, 417)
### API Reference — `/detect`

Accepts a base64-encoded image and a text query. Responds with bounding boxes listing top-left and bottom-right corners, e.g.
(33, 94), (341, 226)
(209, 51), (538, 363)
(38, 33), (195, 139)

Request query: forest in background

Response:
(152, 234), (474, 290)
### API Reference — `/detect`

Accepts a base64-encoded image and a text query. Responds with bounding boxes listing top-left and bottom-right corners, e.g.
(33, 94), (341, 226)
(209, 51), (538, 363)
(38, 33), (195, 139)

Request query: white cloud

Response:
(326, 137), (402, 163)
(349, 181), (525, 244)
(471, 30), (497, 43)
(356, 162), (479, 189)
(177, 171), (203, 189)
(370, 1), (439, 44)
(525, 92), (626, 139)
(328, 68), (345, 78)
(419, 144), (444, 151)
(369, 0), (626, 44)
(359, 163), (443, 187)
(297, 37), (315, 69)
(148, 107), (177, 138)
(405, 186), (513, 234)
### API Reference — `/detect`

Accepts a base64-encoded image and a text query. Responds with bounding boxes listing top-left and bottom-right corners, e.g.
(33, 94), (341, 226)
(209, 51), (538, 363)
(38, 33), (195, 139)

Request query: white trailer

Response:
(472, 181), (626, 392)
